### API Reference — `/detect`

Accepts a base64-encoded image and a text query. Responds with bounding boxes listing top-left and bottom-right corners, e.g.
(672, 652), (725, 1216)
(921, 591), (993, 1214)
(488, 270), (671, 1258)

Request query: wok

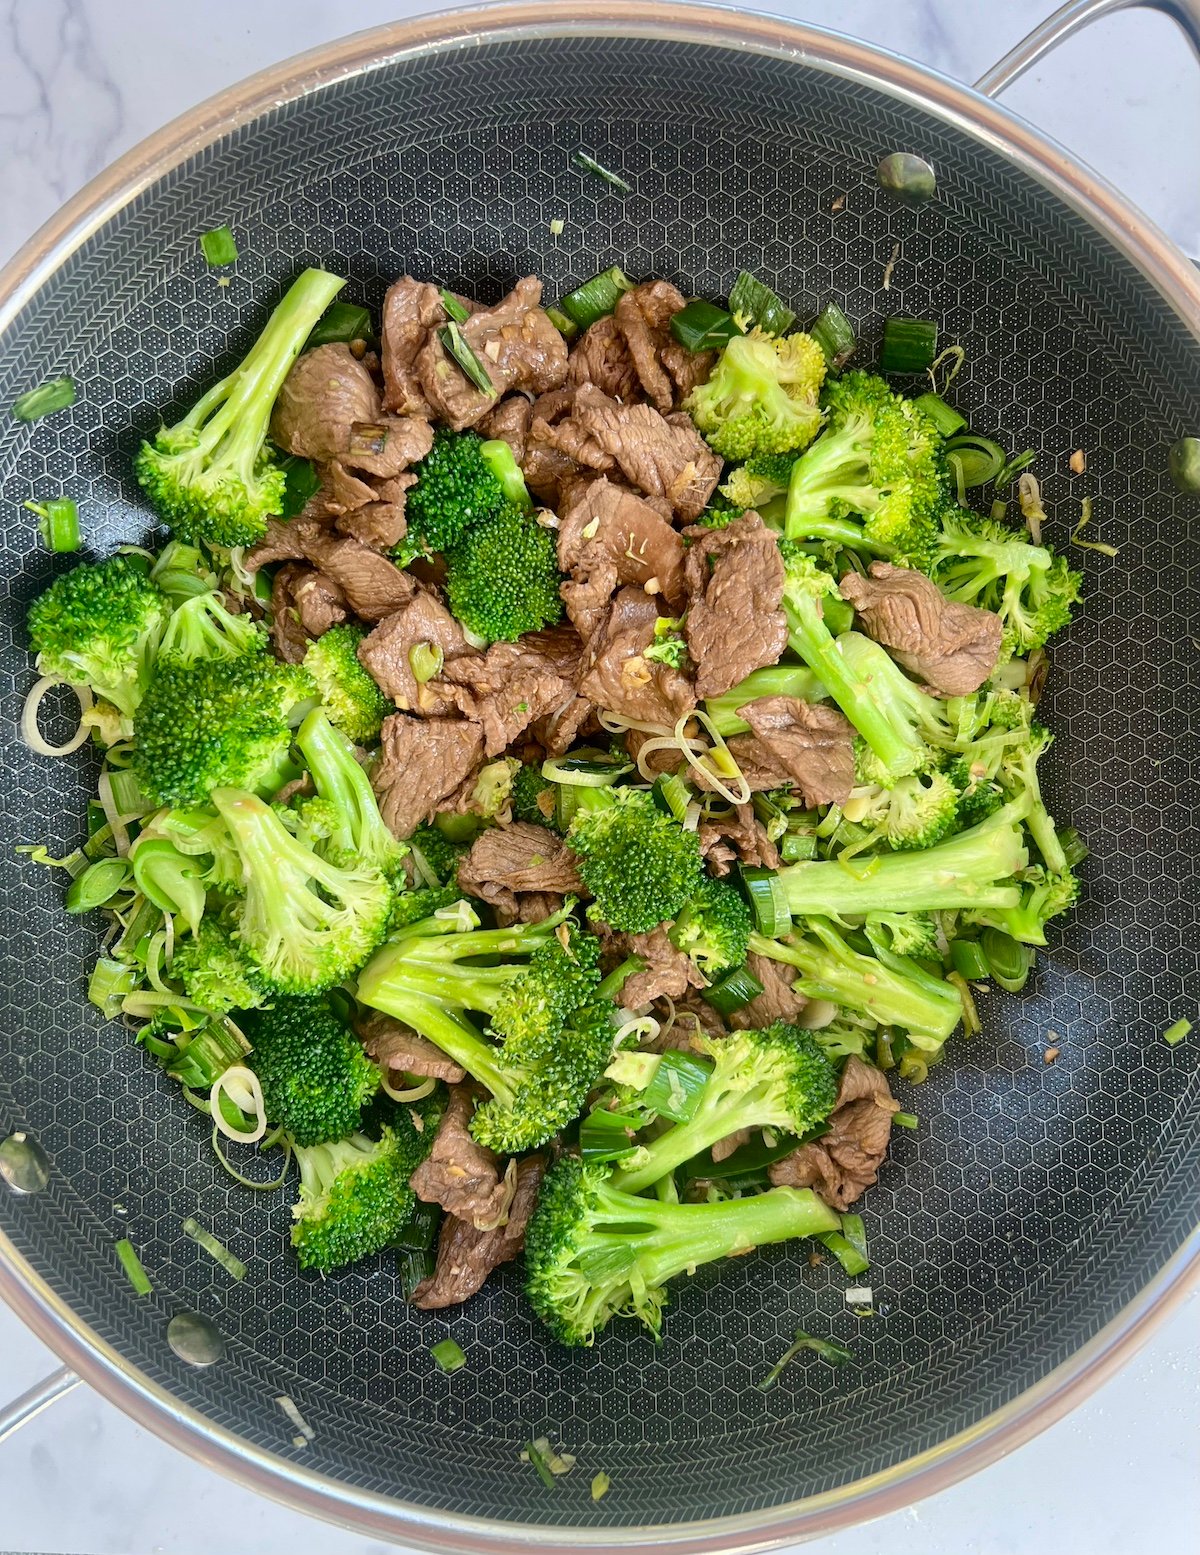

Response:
(0, 1), (1198, 1547)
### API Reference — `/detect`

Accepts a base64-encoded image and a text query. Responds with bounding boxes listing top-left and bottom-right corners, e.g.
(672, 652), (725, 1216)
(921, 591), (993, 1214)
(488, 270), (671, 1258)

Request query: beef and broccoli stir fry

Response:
(20, 262), (1083, 1345)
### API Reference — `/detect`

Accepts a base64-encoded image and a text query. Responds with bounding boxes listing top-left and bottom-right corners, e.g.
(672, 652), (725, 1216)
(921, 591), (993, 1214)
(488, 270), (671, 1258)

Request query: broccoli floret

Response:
(667, 875), (752, 978)
(302, 624), (392, 744)
(704, 661), (828, 736)
(931, 510), (1082, 658)
(445, 503), (563, 642)
(942, 750), (1005, 827)
(241, 995), (380, 1145)
(685, 328), (827, 461)
(524, 1156), (839, 1346)
(356, 906), (608, 1152)
(720, 451), (798, 511)
(408, 822), (468, 886)
(511, 763), (557, 827)
(171, 917), (268, 1015)
(568, 787), (705, 934)
(853, 769), (960, 850)
(157, 590), (267, 664)
(863, 910), (939, 958)
(695, 496), (744, 530)
(610, 1023), (837, 1194)
(389, 882), (463, 929)
(133, 654), (314, 807)
(782, 371), (947, 567)
(212, 787), (392, 993)
(966, 864), (1079, 946)
(643, 616), (688, 669)
(134, 268), (345, 547)
(946, 704), (1066, 874)
(27, 554), (169, 718)
(289, 1095), (442, 1273)
(293, 708), (408, 880)
(750, 923), (962, 1054)
(403, 427), (508, 555)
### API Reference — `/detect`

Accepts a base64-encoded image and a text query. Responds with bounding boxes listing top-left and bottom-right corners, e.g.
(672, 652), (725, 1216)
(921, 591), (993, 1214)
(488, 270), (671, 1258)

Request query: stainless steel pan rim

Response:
(0, 3), (1197, 1547)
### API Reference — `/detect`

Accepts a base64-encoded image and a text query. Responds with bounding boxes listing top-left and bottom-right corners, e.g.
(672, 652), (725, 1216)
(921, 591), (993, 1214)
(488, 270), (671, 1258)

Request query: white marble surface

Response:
(0, 2), (1198, 1552)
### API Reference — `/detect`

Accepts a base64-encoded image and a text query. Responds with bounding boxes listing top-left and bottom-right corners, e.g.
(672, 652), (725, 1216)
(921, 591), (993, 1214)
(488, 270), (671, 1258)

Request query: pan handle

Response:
(975, 0), (1200, 96)
(0, 1365), (80, 1445)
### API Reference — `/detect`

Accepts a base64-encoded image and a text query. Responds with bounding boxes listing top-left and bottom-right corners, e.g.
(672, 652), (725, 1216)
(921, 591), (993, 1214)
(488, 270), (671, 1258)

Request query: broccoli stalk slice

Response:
(294, 708), (408, 879)
(704, 662), (827, 736)
(777, 797), (1031, 917)
(749, 925), (962, 1052)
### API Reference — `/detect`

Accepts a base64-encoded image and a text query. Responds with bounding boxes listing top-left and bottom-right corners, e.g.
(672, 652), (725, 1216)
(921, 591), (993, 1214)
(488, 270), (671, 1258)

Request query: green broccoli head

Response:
(241, 994), (380, 1145)
(966, 864), (1079, 947)
(445, 503), (563, 642)
(157, 590), (267, 664)
(685, 328), (827, 461)
(27, 554), (170, 717)
(403, 427), (508, 555)
(135, 268), (345, 547)
(408, 822), (469, 886)
(863, 910), (939, 959)
(642, 617), (689, 670)
(170, 917), (268, 1015)
(302, 624), (393, 744)
(133, 654), (314, 807)
(511, 763), (558, 828)
(568, 788), (705, 934)
(668, 874), (752, 977)
(720, 450), (798, 511)
(854, 769), (961, 850)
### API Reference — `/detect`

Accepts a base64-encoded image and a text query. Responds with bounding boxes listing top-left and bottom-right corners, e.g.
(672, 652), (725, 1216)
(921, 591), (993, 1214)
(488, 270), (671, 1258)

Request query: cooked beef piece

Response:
(567, 313), (641, 401)
(436, 633), (580, 756)
(456, 822), (585, 918)
(356, 591), (473, 713)
(698, 828), (737, 876)
(522, 387), (588, 503)
(557, 477), (688, 638)
(381, 276), (450, 415)
(246, 518), (417, 621)
(355, 1011), (466, 1083)
(270, 343), (382, 462)
(333, 473), (415, 550)
(336, 415), (434, 481)
(372, 714), (485, 838)
(416, 276), (568, 430)
(412, 1154), (546, 1310)
(738, 697), (857, 808)
(697, 803), (781, 875)
(729, 953), (806, 1030)
(531, 693), (596, 758)
(269, 563), (320, 664)
(839, 561), (1003, 697)
(711, 1129), (752, 1163)
(478, 395), (533, 462)
(246, 514), (329, 570)
(566, 385), (722, 521)
(601, 923), (705, 1010)
(768, 1057), (900, 1209)
(410, 1084), (510, 1226)
(616, 280), (715, 411)
(682, 513), (788, 698)
(577, 587), (696, 728)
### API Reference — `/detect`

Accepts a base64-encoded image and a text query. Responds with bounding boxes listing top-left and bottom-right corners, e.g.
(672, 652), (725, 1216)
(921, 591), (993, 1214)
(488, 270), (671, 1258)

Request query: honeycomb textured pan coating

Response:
(0, 33), (1198, 1528)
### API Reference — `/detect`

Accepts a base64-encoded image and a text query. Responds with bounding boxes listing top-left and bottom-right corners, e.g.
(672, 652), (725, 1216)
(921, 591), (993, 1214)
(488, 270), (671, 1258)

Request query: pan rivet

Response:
(166, 1310), (225, 1367)
(876, 152), (936, 205)
(1168, 436), (1200, 494)
(0, 1132), (51, 1194)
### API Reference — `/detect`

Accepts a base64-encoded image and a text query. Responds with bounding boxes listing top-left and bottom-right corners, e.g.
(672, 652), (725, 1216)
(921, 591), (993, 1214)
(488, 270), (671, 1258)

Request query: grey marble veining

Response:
(0, 2), (1198, 1553)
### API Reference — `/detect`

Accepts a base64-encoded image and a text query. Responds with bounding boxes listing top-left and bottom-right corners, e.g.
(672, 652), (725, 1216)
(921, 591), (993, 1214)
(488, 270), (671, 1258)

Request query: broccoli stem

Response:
(610, 1079), (782, 1194)
(295, 708), (402, 870)
(1010, 747), (1066, 875)
(705, 663), (827, 735)
(778, 799), (1030, 917)
(355, 983), (513, 1105)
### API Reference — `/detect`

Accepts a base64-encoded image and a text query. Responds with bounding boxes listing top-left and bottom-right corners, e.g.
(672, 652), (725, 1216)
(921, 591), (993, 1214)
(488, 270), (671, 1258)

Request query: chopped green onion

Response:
(994, 448), (1036, 488)
(945, 432), (1005, 487)
(990, 498), (1009, 523)
(879, 316), (938, 375)
(809, 301), (856, 370)
(16, 843), (89, 877)
(549, 217), (565, 236)
(758, 1328), (853, 1390)
(89, 957), (139, 1018)
(306, 300), (373, 348)
(591, 1472), (612, 1502)
(642, 1050), (712, 1123)
(819, 1212), (869, 1277)
(25, 496), (81, 552)
(182, 1216), (247, 1280)
(980, 927), (1033, 993)
(572, 151), (631, 193)
(409, 642), (444, 685)
(545, 305), (578, 341)
(947, 971), (981, 1038)
(131, 839), (206, 932)
(523, 1438), (557, 1488)
(277, 454), (320, 518)
(1164, 1018), (1192, 1047)
(702, 964), (765, 1017)
(669, 299), (742, 353)
(728, 270), (795, 336)
(892, 1111), (919, 1129)
(115, 1237), (152, 1295)
(950, 939), (990, 981)
(430, 1337), (467, 1374)
(1071, 496), (1120, 557)
(913, 392), (966, 438)
(780, 831), (817, 862)
(479, 438), (534, 511)
(398, 1246), (436, 1300)
(108, 768), (148, 816)
(65, 857), (132, 914)
(438, 322), (494, 396)
(876, 152), (936, 205)
(542, 752), (630, 787)
(579, 1109), (641, 1163)
(199, 225), (238, 266)
(686, 1129), (804, 1187)
(875, 1031), (895, 1070)
(651, 772), (691, 822)
(439, 289), (470, 324)
(738, 866), (792, 937)
(394, 1199), (439, 1253)
(12, 375), (75, 423)
(1058, 826), (1089, 868)
(559, 266), (634, 332)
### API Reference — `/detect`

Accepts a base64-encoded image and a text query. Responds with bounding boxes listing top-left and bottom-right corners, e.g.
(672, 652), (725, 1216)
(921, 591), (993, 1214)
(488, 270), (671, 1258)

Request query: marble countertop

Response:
(0, 2), (1197, 1552)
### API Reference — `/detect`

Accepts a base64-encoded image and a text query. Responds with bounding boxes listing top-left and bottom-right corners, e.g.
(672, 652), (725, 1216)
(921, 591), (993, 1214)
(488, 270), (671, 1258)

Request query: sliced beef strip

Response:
(333, 473), (415, 550)
(730, 952), (806, 1030)
(381, 276), (450, 415)
(336, 414), (434, 481)
(567, 313), (641, 402)
(768, 1056), (900, 1209)
(711, 1129), (752, 1163)
(435, 634), (580, 757)
(270, 343), (382, 462)
(269, 563), (319, 664)
(839, 561), (1003, 697)
(412, 1154), (546, 1310)
(372, 714), (485, 839)
(478, 395), (533, 462)
(355, 1011), (466, 1083)
(738, 696), (857, 808)
(615, 280), (716, 412)
(416, 276), (568, 430)
(531, 693), (596, 758)
(682, 513), (788, 698)
(410, 1084), (510, 1226)
(246, 514), (329, 571)
(602, 923), (705, 1010)
(577, 587), (697, 729)
(356, 591), (473, 714)
(246, 518), (416, 621)
(456, 822), (584, 918)
(697, 801), (781, 876)
(557, 477), (688, 639)
(568, 385), (722, 521)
